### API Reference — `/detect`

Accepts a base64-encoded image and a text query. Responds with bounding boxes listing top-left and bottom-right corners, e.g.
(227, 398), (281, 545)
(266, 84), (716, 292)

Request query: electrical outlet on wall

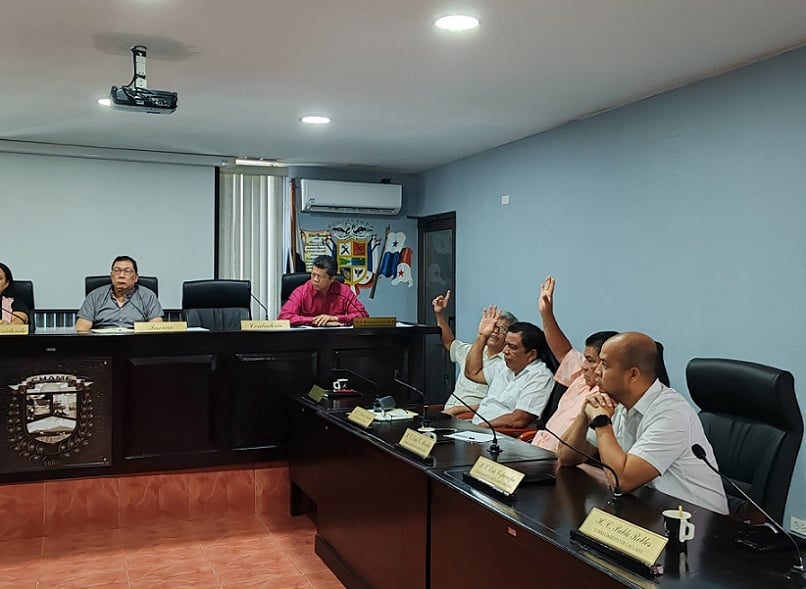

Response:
(500, 194), (510, 205)
(791, 516), (806, 537)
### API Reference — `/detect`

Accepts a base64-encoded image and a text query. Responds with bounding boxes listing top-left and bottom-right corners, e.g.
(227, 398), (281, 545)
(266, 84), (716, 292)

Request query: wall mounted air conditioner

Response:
(300, 179), (402, 216)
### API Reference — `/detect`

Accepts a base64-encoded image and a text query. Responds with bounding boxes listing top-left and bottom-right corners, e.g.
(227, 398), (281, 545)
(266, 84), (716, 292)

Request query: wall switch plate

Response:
(501, 194), (510, 205)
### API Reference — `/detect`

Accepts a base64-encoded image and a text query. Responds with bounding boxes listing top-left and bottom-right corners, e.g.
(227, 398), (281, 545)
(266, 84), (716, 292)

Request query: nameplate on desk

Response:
(352, 317), (396, 328)
(346, 406), (376, 428)
(307, 385), (326, 403)
(241, 319), (290, 331)
(468, 456), (525, 496)
(398, 428), (436, 459)
(577, 507), (667, 567)
(0, 324), (28, 335)
(134, 321), (188, 332)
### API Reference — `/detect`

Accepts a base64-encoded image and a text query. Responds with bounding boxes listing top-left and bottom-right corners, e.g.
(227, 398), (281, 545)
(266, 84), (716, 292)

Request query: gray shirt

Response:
(78, 285), (163, 328)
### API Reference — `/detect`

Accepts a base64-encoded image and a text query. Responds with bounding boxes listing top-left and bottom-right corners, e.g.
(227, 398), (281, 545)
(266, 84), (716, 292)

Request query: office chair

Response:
(10, 280), (34, 313)
(182, 279), (251, 330)
(280, 272), (345, 306)
(85, 275), (159, 297)
(686, 357), (802, 524)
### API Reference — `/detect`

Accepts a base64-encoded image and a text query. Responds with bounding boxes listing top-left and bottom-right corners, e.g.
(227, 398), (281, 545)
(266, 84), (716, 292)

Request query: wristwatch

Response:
(589, 414), (612, 430)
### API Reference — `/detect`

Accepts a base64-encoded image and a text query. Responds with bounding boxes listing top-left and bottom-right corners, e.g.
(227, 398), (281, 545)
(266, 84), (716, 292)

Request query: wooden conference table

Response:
(288, 395), (805, 589)
(0, 324), (435, 484)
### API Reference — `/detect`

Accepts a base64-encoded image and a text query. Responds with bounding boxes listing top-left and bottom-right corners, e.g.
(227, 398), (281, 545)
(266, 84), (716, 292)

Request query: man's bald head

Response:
(606, 332), (659, 381)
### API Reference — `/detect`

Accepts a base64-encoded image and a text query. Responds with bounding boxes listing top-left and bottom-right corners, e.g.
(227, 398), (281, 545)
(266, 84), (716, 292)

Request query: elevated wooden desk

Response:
(0, 325), (435, 484)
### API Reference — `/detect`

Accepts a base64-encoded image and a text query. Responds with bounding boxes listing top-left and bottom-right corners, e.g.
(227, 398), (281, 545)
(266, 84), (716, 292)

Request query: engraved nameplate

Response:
(398, 428), (437, 459)
(241, 319), (290, 331)
(346, 406), (376, 428)
(577, 507), (667, 566)
(468, 456), (525, 496)
(134, 321), (188, 332)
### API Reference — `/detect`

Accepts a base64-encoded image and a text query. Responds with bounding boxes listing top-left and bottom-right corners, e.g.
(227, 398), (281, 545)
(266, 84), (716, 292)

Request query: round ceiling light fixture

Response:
(434, 15), (479, 31)
(301, 115), (331, 125)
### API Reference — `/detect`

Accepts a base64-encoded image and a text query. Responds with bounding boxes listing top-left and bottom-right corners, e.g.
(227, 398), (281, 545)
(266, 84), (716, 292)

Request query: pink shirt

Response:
(532, 348), (597, 452)
(278, 280), (368, 326)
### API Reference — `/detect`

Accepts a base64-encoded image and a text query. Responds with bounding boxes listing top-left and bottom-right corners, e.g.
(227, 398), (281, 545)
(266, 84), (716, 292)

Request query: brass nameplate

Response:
(398, 428), (437, 459)
(307, 385), (326, 403)
(578, 507), (667, 566)
(468, 456), (525, 496)
(133, 321), (188, 332)
(352, 316), (396, 328)
(241, 319), (290, 331)
(0, 324), (29, 335)
(346, 406), (376, 428)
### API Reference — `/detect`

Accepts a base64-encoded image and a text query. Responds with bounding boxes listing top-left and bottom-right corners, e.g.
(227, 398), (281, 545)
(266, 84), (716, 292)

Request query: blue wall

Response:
(414, 48), (806, 524)
(288, 166), (420, 322)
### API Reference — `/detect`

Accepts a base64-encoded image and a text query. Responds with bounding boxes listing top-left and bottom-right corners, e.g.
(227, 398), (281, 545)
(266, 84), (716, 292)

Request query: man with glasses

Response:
(75, 255), (163, 331)
(278, 255), (368, 327)
(432, 290), (517, 416)
(464, 306), (554, 429)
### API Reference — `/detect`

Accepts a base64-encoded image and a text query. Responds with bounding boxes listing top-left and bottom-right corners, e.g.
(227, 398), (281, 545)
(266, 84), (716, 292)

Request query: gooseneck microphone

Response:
(441, 375), (502, 457)
(336, 291), (368, 322)
(393, 370), (430, 430)
(250, 293), (270, 319)
(692, 443), (804, 572)
(331, 367), (380, 403)
(536, 420), (622, 497)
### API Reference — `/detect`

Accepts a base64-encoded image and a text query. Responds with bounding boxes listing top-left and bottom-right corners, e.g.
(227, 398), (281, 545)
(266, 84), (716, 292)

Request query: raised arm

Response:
(432, 290), (455, 351)
(464, 305), (500, 384)
(538, 276), (573, 363)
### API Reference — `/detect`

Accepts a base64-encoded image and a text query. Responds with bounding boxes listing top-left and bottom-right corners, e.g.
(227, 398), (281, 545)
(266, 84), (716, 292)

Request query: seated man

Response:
(278, 255), (368, 327)
(432, 289), (517, 416)
(533, 276), (617, 451)
(75, 256), (163, 331)
(464, 306), (554, 429)
(558, 332), (728, 514)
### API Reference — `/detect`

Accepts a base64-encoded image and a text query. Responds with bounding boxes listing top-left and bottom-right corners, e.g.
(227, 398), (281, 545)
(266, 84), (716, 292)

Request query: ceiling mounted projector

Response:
(106, 45), (178, 114)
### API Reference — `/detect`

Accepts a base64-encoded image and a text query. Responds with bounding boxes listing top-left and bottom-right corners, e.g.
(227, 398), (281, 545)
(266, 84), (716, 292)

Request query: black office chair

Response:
(686, 358), (803, 524)
(280, 272), (345, 306)
(85, 275), (159, 297)
(10, 280), (34, 313)
(182, 279), (251, 330)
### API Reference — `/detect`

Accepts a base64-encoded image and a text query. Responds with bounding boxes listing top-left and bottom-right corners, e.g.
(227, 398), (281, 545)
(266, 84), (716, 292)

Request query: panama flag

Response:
(378, 231), (406, 278)
(391, 247), (414, 287)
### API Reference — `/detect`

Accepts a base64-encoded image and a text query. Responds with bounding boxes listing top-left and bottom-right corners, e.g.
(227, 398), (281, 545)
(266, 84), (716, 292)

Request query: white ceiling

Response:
(2, 0), (806, 172)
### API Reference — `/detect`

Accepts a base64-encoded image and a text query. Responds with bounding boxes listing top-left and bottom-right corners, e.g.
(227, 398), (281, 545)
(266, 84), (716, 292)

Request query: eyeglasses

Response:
(111, 268), (135, 276)
(492, 324), (509, 335)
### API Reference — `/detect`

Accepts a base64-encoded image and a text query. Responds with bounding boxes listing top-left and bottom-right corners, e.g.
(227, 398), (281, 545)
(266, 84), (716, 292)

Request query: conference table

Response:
(288, 395), (806, 589)
(0, 324), (435, 484)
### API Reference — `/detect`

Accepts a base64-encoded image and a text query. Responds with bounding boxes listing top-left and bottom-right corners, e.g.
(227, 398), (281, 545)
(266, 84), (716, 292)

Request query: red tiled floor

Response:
(0, 511), (342, 588)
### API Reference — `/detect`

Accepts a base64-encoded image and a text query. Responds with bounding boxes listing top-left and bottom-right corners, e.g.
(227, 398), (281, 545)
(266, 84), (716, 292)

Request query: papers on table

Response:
(446, 431), (495, 444)
(372, 408), (418, 421)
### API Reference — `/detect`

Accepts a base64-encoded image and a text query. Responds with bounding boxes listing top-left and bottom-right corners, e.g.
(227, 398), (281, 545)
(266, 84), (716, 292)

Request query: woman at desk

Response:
(0, 262), (30, 325)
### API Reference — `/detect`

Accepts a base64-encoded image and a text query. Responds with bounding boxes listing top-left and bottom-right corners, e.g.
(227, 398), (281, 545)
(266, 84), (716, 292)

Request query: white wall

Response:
(0, 153), (215, 309)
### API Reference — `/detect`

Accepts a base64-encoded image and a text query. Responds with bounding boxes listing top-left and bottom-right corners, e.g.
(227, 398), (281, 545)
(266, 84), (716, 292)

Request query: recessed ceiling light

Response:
(434, 15), (479, 31)
(97, 98), (111, 107)
(301, 115), (331, 125)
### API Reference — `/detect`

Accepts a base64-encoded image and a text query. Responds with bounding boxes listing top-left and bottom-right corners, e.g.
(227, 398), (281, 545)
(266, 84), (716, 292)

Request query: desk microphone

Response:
(442, 375), (502, 457)
(1, 305), (29, 325)
(336, 292), (368, 322)
(250, 293), (269, 319)
(536, 420), (622, 497)
(393, 370), (431, 430)
(331, 367), (386, 407)
(692, 443), (804, 572)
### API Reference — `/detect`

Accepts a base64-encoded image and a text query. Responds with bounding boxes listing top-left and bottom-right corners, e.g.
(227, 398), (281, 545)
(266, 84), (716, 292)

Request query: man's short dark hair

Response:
(312, 255), (337, 277)
(112, 255), (138, 274)
(584, 331), (619, 354)
(507, 322), (547, 356)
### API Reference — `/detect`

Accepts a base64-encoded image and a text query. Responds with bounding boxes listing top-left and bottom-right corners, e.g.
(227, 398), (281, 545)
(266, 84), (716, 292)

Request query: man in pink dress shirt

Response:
(532, 276), (617, 452)
(278, 255), (368, 327)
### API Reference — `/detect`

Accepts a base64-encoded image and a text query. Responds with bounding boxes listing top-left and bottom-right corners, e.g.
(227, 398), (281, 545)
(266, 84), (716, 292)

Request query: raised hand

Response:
(477, 305), (501, 338)
(538, 275), (555, 315)
(432, 290), (451, 315)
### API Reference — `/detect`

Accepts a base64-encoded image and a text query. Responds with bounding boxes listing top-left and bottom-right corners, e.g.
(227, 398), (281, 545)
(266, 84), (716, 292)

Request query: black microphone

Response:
(336, 291), (368, 323)
(536, 419), (622, 497)
(250, 293), (269, 319)
(692, 443), (804, 572)
(331, 367), (380, 405)
(441, 376), (502, 457)
(1, 305), (29, 325)
(393, 370), (431, 430)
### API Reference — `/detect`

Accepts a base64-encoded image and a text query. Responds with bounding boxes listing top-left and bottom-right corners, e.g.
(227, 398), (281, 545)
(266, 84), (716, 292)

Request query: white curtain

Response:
(218, 170), (286, 319)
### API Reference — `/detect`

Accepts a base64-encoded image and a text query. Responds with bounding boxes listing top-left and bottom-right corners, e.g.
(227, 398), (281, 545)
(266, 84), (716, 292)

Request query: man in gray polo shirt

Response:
(75, 256), (163, 331)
